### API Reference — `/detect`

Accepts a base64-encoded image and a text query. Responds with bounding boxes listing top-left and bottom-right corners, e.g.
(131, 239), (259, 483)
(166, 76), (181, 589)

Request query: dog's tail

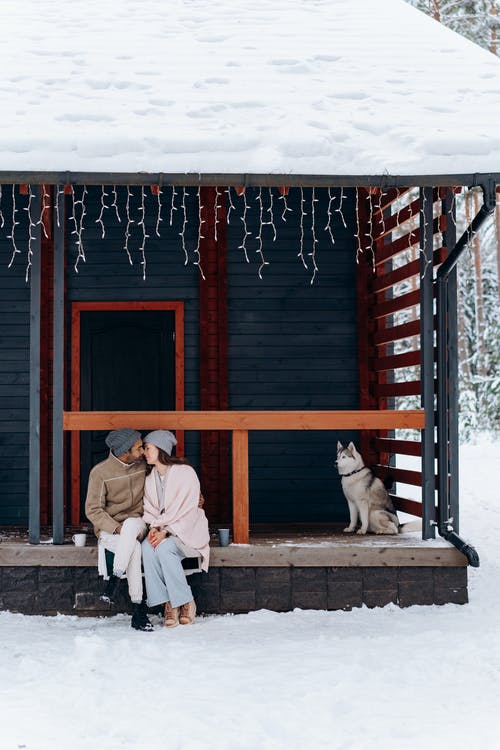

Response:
(398, 520), (422, 532)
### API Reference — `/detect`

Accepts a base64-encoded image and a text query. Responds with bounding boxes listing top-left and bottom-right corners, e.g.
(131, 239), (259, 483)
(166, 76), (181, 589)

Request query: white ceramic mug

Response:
(72, 533), (87, 547)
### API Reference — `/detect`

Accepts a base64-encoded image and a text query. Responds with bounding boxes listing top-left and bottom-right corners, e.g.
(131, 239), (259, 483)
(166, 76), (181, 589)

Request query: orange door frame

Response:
(70, 300), (185, 525)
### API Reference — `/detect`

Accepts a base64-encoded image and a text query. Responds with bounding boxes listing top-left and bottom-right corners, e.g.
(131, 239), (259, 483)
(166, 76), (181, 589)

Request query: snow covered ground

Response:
(1, 440), (499, 750)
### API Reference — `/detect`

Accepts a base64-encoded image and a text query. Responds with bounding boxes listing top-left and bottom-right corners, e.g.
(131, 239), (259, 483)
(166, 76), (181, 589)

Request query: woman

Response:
(141, 430), (210, 627)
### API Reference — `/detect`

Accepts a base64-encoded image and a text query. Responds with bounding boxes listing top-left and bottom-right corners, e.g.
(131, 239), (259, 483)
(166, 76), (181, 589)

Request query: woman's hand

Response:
(148, 527), (170, 549)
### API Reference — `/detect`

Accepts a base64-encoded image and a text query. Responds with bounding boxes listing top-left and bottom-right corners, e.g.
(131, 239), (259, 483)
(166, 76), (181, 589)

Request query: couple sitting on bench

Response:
(85, 428), (210, 631)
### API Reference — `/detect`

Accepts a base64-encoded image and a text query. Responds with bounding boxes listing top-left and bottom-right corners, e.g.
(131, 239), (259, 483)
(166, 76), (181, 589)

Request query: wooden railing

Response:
(63, 410), (425, 543)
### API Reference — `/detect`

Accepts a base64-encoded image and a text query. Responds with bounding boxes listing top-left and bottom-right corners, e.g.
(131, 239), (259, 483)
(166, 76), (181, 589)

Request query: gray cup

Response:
(218, 528), (230, 547)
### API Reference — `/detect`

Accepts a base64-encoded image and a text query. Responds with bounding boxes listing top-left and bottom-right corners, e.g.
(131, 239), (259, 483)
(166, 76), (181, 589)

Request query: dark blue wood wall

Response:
(65, 186), (202, 468)
(0, 187), (30, 523)
(0, 185), (359, 526)
(226, 188), (359, 522)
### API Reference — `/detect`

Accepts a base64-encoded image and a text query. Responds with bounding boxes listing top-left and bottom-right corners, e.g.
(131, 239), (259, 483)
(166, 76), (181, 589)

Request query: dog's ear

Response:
(337, 441), (343, 451)
(347, 441), (357, 454)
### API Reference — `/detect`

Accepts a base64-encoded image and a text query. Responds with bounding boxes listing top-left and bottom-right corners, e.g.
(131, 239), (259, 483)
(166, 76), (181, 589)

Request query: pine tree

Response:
(406, 1), (500, 55)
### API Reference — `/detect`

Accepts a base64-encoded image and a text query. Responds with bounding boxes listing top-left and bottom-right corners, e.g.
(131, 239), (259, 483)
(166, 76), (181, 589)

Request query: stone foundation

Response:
(0, 564), (468, 616)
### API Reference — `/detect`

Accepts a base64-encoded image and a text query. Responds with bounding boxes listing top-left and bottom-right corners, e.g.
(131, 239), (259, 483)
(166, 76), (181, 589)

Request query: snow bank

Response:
(0, 443), (499, 749)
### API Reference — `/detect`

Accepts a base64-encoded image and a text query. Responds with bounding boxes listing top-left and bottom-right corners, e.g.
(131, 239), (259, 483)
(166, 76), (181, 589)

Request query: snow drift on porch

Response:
(1, 0), (500, 176)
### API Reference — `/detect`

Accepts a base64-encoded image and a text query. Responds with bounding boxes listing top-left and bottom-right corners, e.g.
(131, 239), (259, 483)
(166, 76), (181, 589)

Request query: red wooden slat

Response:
(375, 228), (420, 259)
(371, 188), (411, 213)
(374, 215), (445, 266)
(391, 496), (423, 517)
(373, 197), (420, 239)
(373, 381), (421, 398)
(374, 466), (422, 486)
(373, 289), (421, 319)
(374, 319), (420, 345)
(373, 249), (444, 293)
(375, 438), (422, 456)
(374, 350), (421, 372)
(375, 216), (444, 266)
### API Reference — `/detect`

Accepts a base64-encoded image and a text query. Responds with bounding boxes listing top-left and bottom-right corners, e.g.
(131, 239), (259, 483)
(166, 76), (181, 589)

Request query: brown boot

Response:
(164, 601), (179, 628)
(179, 599), (196, 625)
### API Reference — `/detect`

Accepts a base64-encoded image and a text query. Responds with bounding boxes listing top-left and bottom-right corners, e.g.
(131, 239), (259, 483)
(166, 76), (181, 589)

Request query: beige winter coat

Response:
(85, 452), (146, 537)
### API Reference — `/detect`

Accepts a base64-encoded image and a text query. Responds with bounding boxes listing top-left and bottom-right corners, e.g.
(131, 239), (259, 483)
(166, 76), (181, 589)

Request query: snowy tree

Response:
(386, 186), (500, 439)
(406, 0), (500, 55)
(455, 190), (500, 436)
(404, 3), (500, 435)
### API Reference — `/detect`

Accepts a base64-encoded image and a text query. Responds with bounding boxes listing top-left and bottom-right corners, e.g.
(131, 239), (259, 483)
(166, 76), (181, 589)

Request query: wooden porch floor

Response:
(0, 525), (467, 568)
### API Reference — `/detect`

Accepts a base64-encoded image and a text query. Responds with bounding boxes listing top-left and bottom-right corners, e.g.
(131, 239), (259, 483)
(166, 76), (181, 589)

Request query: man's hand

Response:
(114, 525), (122, 535)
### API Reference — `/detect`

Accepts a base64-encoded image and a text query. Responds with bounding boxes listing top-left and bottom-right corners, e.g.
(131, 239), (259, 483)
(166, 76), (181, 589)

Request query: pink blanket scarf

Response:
(142, 464), (210, 571)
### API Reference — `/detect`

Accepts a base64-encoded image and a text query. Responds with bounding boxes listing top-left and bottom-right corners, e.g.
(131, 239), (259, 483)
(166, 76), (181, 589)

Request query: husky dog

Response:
(336, 441), (399, 535)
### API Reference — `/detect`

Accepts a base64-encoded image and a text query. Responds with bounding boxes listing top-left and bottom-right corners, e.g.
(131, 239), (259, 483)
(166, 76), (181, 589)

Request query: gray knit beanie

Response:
(105, 428), (142, 456)
(143, 430), (177, 456)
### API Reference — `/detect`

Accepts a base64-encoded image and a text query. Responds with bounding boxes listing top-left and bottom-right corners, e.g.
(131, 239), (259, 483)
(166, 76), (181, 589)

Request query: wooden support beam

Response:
(62, 409), (426, 431)
(232, 430), (249, 544)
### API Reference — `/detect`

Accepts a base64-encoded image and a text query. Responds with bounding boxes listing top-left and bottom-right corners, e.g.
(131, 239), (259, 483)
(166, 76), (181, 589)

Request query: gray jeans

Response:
(142, 536), (193, 608)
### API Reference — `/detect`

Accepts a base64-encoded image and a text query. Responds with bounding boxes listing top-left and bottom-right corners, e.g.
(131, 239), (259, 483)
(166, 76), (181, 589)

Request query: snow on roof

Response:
(2, 0), (500, 177)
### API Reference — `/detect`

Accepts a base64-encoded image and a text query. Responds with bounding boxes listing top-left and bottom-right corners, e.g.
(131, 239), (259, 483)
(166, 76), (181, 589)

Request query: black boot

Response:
(100, 575), (122, 604)
(131, 601), (154, 631)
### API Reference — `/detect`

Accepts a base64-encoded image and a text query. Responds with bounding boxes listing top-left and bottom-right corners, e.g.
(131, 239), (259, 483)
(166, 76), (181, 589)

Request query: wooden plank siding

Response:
(64, 186), (202, 517)
(0, 186), (31, 523)
(226, 187), (359, 523)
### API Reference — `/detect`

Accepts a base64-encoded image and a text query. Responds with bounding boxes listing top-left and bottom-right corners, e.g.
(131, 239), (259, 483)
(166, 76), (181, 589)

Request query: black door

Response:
(80, 310), (175, 511)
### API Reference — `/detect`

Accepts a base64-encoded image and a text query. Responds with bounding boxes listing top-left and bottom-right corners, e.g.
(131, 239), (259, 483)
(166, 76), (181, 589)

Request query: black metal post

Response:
(28, 186), (42, 544)
(435, 181), (497, 567)
(419, 187), (436, 540)
(52, 187), (65, 544)
(444, 189), (459, 534)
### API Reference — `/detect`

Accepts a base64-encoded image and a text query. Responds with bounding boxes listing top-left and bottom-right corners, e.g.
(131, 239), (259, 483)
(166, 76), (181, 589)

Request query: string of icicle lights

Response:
(0, 185), (366, 283)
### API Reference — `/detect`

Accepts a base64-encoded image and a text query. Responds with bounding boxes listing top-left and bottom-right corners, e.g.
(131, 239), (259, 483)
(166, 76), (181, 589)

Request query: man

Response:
(85, 428), (153, 632)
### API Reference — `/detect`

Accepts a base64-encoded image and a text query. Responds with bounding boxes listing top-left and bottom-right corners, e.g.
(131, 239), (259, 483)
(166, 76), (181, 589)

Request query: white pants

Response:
(99, 517), (147, 604)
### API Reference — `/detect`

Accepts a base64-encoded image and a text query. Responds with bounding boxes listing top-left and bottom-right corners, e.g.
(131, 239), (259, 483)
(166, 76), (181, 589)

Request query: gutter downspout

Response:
(435, 180), (497, 567)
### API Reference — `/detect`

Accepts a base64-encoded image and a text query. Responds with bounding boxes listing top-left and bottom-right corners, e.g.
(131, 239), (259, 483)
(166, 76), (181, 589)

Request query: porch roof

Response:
(1, 0), (500, 178)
